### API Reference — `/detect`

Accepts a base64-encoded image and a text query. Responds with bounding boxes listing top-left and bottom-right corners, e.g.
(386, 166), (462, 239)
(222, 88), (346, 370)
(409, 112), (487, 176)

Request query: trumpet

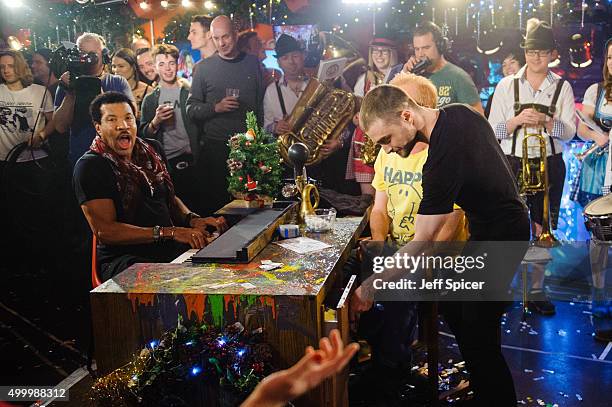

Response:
(575, 142), (609, 161)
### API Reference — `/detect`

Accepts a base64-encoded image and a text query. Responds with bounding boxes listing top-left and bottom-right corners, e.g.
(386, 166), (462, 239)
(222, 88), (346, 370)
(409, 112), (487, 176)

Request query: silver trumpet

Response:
(575, 142), (608, 161)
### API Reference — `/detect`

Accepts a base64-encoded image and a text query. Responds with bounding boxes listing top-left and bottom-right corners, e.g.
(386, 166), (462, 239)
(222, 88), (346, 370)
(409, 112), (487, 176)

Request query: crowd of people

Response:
(0, 13), (611, 406)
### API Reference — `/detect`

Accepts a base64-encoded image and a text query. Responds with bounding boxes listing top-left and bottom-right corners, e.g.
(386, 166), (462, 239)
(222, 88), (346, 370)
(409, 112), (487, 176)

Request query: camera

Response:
(49, 43), (100, 85)
(49, 43), (105, 129)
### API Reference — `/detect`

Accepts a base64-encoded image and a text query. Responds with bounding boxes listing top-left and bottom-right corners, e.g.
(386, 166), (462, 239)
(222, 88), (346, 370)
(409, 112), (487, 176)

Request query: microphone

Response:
(412, 58), (432, 76)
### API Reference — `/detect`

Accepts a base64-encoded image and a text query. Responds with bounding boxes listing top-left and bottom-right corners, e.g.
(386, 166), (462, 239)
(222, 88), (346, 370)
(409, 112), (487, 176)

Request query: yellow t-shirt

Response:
(372, 147), (468, 244)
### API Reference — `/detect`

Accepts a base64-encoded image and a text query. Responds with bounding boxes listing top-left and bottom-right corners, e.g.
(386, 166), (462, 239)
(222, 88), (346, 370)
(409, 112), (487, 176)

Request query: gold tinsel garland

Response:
(90, 348), (151, 406)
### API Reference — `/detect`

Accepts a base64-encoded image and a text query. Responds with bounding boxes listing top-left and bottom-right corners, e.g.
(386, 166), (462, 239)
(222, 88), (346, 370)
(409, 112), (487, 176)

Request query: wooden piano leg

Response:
(426, 301), (439, 407)
(321, 274), (356, 407)
(335, 302), (350, 407)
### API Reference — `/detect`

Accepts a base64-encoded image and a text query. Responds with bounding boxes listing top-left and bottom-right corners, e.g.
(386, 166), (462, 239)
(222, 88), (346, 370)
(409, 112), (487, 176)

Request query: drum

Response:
(584, 194), (612, 241)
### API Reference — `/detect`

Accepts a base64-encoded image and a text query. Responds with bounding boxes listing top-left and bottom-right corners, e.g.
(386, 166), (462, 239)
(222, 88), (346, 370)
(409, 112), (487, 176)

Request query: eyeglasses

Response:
(371, 48), (391, 56)
(526, 50), (552, 58)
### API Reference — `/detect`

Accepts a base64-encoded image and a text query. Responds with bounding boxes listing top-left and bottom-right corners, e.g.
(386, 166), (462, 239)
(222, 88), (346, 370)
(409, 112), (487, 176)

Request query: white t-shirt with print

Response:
(0, 83), (53, 161)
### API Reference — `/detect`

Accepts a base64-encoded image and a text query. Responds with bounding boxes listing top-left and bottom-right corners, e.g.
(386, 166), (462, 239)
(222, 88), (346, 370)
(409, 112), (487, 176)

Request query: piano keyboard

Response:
(171, 249), (199, 264)
(170, 233), (220, 264)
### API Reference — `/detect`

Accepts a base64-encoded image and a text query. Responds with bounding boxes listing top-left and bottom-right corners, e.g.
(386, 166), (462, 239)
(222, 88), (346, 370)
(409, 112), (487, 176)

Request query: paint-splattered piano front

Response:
(90, 215), (368, 406)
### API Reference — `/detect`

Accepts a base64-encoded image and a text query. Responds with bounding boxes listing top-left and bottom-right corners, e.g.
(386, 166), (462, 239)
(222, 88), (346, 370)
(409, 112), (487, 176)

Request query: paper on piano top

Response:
(274, 237), (332, 254)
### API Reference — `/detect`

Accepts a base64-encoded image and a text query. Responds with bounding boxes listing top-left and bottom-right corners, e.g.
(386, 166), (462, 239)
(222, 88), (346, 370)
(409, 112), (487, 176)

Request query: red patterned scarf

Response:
(90, 136), (176, 221)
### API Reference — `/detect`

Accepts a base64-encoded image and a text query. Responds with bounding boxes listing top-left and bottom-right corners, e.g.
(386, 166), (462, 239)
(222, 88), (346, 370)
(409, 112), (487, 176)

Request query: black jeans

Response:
(196, 139), (231, 216)
(167, 153), (199, 214)
(353, 242), (417, 369)
(440, 301), (516, 406)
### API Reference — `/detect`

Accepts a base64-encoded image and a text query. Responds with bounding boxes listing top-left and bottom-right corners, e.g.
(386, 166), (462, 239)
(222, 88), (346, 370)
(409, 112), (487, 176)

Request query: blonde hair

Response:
(0, 49), (33, 87)
(389, 72), (438, 109)
(368, 47), (398, 74)
(359, 84), (419, 131)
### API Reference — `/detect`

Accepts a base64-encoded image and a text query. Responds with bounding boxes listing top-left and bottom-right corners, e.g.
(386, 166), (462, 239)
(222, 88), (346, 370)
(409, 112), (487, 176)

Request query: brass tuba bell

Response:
(519, 126), (558, 246)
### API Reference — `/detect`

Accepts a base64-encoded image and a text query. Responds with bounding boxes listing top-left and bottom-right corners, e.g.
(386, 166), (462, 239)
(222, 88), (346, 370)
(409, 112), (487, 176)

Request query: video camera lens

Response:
(50, 44), (100, 82)
(69, 51), (99, 67)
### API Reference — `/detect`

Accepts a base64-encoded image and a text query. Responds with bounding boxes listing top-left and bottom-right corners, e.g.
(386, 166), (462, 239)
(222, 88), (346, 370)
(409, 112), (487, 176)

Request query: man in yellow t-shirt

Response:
(372, 145), (468, 244)
(369, 72), (467, 245)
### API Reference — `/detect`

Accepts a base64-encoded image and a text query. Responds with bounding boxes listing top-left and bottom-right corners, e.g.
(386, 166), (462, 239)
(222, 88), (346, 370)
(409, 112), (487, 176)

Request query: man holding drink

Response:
(140, 44), (202, 213)
(187, 15), (264, 215)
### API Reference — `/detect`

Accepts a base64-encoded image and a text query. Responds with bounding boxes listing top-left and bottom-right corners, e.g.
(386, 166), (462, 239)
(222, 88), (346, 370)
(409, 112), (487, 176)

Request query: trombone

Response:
(519, 126), (558, 246)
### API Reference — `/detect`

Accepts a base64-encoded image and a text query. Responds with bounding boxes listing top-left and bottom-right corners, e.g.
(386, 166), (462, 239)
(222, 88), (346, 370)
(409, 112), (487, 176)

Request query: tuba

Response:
(278, 78), (355, 166)
(278, 33), (362, 167)
(519, 126), (558, 245)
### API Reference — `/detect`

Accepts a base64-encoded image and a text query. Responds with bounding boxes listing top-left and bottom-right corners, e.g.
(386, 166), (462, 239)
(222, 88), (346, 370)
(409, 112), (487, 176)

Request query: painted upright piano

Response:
(90, 201), (369, 406)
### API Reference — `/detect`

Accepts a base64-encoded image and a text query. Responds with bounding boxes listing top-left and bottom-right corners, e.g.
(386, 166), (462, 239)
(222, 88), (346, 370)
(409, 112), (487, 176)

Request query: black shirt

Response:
(417, 104), (529, 241)
(73, 139), (182, 266)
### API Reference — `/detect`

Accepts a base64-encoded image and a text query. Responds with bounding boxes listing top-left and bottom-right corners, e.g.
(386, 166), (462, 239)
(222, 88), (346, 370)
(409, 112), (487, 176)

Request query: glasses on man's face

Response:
(526, 50), (551, 58)
(371, 48), (391, 56)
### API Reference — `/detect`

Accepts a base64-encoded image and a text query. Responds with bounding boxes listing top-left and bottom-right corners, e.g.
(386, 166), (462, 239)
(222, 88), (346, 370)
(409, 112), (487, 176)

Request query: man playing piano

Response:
(73, 92), (227, 281)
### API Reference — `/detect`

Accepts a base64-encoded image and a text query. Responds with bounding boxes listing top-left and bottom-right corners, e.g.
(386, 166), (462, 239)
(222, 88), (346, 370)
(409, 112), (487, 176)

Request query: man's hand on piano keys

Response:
(172, 227), (209, 249)
(189, 216), (228, 234)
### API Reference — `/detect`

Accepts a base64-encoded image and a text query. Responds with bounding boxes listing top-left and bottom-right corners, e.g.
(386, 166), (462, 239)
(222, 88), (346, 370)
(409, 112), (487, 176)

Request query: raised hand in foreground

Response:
(241, 329), (359, 407)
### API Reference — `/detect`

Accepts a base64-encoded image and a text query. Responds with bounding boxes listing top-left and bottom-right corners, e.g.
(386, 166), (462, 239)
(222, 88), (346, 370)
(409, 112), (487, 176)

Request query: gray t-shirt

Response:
(159, 87), (191, 159)
(186, 53), (264, 141)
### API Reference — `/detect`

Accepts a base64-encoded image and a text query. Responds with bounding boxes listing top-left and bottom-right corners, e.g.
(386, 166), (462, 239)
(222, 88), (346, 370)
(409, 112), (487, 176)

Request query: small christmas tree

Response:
(227, 112), (282, 200)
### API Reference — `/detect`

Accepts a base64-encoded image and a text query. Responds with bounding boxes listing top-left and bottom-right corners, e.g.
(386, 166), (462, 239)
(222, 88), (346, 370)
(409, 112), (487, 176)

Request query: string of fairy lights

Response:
(1, 0), (608, 52)
(155, 0), (608, 44)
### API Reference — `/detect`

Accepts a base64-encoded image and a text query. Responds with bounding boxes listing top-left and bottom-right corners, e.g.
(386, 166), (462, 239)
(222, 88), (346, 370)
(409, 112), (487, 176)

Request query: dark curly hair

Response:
(89, 91), (135, 124)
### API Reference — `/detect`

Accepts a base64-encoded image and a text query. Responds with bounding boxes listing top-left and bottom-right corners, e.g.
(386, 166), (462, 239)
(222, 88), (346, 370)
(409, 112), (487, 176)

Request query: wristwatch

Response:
(185, 212), (201, 226)
(153, 225), (161, 242)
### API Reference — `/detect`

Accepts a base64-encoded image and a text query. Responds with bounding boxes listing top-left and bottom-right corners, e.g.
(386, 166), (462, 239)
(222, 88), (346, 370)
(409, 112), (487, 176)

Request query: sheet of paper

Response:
(274, 237), (332, 254)
(259, 262), (284, 271)
(576, 110), (606, 137)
